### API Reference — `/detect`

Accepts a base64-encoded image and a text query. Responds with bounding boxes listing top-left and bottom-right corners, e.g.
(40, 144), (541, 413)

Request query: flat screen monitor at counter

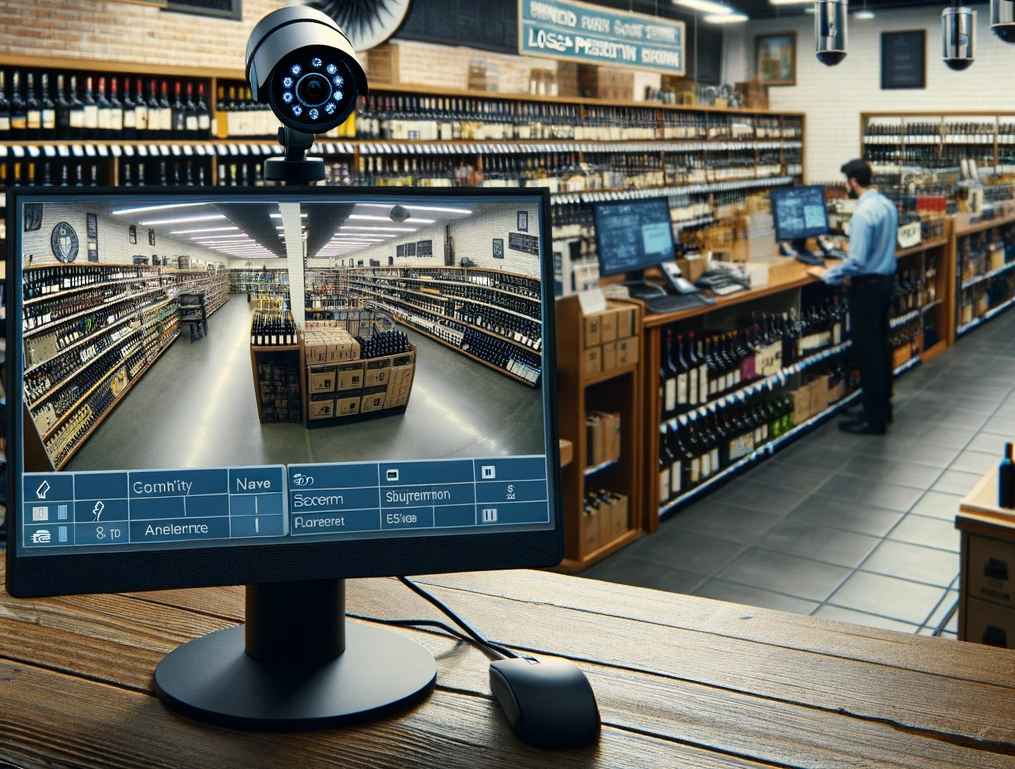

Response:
(593, 197), (675, 277)
(771, 185), (830, 243)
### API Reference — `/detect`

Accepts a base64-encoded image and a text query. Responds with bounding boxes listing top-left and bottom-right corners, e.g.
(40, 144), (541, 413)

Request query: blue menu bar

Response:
(22, 455), (550, 552)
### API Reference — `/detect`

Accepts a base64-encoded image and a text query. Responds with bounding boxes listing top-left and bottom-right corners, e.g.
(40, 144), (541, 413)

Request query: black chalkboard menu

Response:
(881, 31), (926, 90)
(508, 233), (540, 255)
(416, 240), (433, 257)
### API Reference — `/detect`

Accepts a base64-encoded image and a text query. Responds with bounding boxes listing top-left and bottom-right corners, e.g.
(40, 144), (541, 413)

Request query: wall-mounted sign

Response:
(129, 225), (137, 245)
(881, 30), (926, 90)
(508, 232), (540, 255)
(50, 222), (79, 263)
(519, 0), (685, 75)
(24, 203), (43, 232)
(493, 238), (505, 259)
(417, 239), (433, 257)
(86, 213), (99, 263)
(897, 222), (922, 249)
(148, 229), (156, 247)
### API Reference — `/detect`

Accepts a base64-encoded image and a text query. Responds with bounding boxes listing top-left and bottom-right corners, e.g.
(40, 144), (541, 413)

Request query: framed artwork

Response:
(416, 239), (433, 257)
(148, 229), (156, 247)
(129, 225), (137, 245)
(756, 33), (797, 86)
(396, 244), (406, 257)
(492, 238), (505, 259)
(23, 203), (43, 232)
(406, 242), (416, 257)
(50, 222), (80, 263)
(86, 213), (99, 262)
(517, 210), (529, 232)
(881, 31), (926, 90)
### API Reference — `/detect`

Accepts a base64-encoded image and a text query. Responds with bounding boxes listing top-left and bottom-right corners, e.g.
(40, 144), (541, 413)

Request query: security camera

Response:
(992, 0), (1015, 43)
(389, 205), (411, 223)
(815, 0), (848, 66)
(942, 6), (976, 71)
(245, 6), (368, 135)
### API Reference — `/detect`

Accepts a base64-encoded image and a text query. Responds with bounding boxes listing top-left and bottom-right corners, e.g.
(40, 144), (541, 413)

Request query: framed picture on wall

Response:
(756, 33), (796, 86)
(129, 225), (137, 245)
(881, 31), (926, 90)
(148, 229), (156, 247)
(517, 211), (529, 232)
(492, 238), (504, 259)
(86, 213), (99, 262)
(406, 242), (416, 257)
(23, 203), (43, 232)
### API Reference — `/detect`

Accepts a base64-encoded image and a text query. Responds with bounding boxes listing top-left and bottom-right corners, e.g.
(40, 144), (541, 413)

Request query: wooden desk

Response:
(2, 564), (1014, 768)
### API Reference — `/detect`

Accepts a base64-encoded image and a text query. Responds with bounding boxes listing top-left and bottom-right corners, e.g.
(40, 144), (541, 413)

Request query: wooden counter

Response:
(1, 562), (1014, 768)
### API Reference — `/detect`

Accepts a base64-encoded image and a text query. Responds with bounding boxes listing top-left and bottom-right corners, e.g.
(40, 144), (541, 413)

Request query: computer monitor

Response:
(593, 197), (675, 290)
(771, 185), (830, 252)
(6, 186), (560, 730)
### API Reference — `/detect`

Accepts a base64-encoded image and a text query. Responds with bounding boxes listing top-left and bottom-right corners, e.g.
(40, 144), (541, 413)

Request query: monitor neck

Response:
(245, 579), (346, 665)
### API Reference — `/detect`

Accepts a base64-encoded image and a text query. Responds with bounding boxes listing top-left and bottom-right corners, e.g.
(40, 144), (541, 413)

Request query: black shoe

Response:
(839, 420), (886, 435)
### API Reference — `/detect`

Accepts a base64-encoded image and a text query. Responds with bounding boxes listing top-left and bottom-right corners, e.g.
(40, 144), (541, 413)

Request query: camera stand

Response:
(153, 579), (437, 731)
(264, 126), (327, 184)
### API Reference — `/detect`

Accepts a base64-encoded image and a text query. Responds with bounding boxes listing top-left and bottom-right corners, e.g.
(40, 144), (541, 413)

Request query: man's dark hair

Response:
(840, 159), (872, 187)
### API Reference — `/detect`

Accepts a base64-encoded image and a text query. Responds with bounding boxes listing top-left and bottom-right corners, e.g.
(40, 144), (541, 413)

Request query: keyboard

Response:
(795, 253), (826, 266)
(645, 292), (717, 315)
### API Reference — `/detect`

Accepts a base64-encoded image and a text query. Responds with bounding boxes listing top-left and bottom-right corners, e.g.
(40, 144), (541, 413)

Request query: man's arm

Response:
(822, 211), (869, 285)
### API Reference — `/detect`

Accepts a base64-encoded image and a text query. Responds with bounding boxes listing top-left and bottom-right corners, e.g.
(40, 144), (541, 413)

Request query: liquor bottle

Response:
(95, 76), (111, 139)
(37, 72), (55, 140)
(121, 78), (136, 140)
(1000, 443), (1015, 509)
(134, 78), (148, 135)
(171, 81), (186, 139)
(196, 83), (211, 138)
(82, 76), (99, 140)
(158, 80), (172, 138)
(659, 425), (674, 505)
(108, 77), (124, 138)
(662, 329), (678, 419)
(25, 72), (42, 139)
(10, 70), (27, 139)
(66, 75), (84, 138)
(0, 71), (9, 141)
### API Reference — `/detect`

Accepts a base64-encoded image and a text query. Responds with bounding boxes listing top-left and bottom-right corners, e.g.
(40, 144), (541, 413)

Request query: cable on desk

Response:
(397, 576), (521, 660)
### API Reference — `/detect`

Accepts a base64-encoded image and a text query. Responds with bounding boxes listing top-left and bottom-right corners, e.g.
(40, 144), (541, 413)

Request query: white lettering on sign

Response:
(133, 480), (193, 496)
(294, 516), (346, 529)
(385, 489), (451, 504)
(613, 20), (645, 39)
(236, 477), (272, 491)
(646, 25), (677, 42)
(581, 16), (610, 32)
(144, 523), (209, 537)
(529, 0), (577, 26)
(293, 493), (346, 508)
(641, 48), (682, 67)
(575, 36), (638, 62)
(528, 28), (573, 52)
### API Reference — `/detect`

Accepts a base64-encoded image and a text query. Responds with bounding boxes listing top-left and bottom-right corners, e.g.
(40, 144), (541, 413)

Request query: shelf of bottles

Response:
(22, 263), (181, 469)
(319, 265), (541, 387)
(956, 218), (1015, 335)
(653, 295), (852, 516)
(889, 262), (944, 361)
(249, 309), (302, 423)
(173, 270), (229, 318)
(228, 268), (290, 294)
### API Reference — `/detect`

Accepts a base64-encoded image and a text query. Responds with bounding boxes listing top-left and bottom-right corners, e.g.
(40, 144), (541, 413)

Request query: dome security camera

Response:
(388, 205), (411, 223)
(815, 0), (848, 65)
(943, 6), (976, 71)
(992, 0), (1015, 43)
(245, 6), (368, 136)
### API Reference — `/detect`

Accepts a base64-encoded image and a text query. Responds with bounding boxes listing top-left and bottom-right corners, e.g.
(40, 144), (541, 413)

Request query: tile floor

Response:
(584, 307), (1015, 638)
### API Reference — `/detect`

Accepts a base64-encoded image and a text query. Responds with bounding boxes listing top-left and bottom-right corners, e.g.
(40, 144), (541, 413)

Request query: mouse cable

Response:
(397, 576), (522, 660)
(345, 613), (511, 659)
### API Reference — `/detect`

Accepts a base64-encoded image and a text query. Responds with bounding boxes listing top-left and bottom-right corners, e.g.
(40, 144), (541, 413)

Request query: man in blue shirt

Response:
(820, 159), (898, 435)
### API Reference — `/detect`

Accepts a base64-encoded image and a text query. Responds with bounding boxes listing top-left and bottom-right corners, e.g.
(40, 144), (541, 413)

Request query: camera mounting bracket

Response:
(264, 126), (327, 184)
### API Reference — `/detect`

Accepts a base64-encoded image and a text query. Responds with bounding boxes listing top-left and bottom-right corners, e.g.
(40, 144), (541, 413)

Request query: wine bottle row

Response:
(250, 310), (298, 347)
(356, 330), (411, 359)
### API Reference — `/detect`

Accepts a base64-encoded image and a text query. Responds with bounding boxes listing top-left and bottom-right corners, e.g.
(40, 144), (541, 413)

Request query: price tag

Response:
(84, 145), (97, 157)
(183, 145), (193, 156)
(777, 373), (787, 385)
(678, 415), (688, 427)
(719, 397), (728, 407)
(238, 144), (249, 155)
(228, 144), (239, 156)
(0, 146), (7, 158)
(110, 146), (121, 157)
(122, 145), (134, 157)
(195, 145), (206, 156)
(71, 145), (84, 157)
(97, 145), (109, 157)
(160, 144), (172, 156)
(43, 146), (57, 158)
(27, 145), (41, 157)
(736, 392), (747, 403)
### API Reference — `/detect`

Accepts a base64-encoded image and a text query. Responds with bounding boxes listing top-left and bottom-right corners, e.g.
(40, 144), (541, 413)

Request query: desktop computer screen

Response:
(6, 187), (561, 598)
(593, 197), (675, 278)
(771, 185), (830, 243)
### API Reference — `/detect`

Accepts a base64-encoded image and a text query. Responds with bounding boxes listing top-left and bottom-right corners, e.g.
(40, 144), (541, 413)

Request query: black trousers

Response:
(848, 275), (894, 430)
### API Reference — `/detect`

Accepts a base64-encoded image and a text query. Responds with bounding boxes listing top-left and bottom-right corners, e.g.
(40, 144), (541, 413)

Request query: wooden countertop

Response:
(1, 561), (1014, 768)
(644, 237), (950, 328)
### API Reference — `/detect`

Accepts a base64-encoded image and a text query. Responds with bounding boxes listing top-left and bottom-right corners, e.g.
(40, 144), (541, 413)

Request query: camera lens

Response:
(297, 73), (331, 106)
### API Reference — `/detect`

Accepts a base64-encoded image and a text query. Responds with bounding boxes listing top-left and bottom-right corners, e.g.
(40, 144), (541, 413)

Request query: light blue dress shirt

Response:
(822, 190), (899, 285)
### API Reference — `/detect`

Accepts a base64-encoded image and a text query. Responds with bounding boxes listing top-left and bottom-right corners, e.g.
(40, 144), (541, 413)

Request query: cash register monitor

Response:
(6, 186), (561, 731)
(771, 185), (830, 256)
(593, 197), (674, 298)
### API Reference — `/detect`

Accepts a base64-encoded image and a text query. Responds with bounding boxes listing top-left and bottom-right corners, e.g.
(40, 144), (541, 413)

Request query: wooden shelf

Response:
(955, 212), (1015, 238)
(585, 362), (638, 386)
(554, 529), (642, 574)
(896, 236), (950, 259)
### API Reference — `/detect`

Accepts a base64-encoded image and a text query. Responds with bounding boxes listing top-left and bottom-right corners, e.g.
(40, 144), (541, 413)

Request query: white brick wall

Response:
(727, 8), (1015, 181)
(20, 202), (230, 268)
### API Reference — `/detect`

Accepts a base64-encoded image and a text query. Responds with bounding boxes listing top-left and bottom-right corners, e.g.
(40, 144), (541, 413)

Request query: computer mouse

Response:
(489, 657), (601, 749)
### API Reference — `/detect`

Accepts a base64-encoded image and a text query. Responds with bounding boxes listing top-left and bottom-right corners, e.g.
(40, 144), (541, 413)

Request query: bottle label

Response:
(659, 469), (670, 502)
(198, 114), (210, 131)
(186, 115), (198, 131)
(691, 458), (700, 484)
(97, 108), (110, 130)
(124, 109), (136, 128)
(689, 374), (698, 406)
(664, 378), (676, 413)
(28, 110), (41, 129)
(135, 105), (148, 130)
(111, 109), (123, 131)
(677, 373), (688, 405)
(699, 366), (708, 403)
(42, 109), (55, 129)
(84, 104), (98, 129)
(0, 116), (9, 131)
(671, 462), (682, 495)
(702, 452), (712, 477)
(710, 448), (719, 473)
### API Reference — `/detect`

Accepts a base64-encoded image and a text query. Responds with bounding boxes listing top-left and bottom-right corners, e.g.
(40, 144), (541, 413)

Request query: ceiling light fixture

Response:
(169, 226), (240, 235)
(192, 234), (251, 240)
(140, 214), (227, 226)
(705, 12), (748, 21)
(340, 225), (417, 232)
(854, 8), (875, 18)
(672, 0), (732, 14)
(347, 214), (436, 224)
(354, 204), (473, 215)
(269, 213), (308, 218)
(769, 0), (813, 4)
(111, 202), (209, 216)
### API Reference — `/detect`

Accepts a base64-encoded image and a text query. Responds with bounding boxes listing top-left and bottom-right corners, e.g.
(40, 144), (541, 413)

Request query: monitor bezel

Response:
(592, 196), (675, 277)
(770, 185), (830, 243)
(5, 185), (563, 598)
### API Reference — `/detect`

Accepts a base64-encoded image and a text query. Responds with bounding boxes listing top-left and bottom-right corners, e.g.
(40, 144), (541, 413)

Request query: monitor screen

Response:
(6, 188), (561, 597)
(593, 197), (675, 277)
(771, 185), (830, 242)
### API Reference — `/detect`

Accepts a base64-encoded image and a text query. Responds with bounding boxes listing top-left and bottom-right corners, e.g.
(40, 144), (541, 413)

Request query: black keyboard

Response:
(645, 292), (717, 315)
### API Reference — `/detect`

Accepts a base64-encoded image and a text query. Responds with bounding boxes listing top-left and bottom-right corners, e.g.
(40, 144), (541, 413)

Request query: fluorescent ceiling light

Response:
(169, 226), (239, 235)
(192, 234), (250, 240)
(673, 0), (732, 14)
(270, 213), (308, 218)
(348, 214), (436, 224)
(141, 214), (226, 225)
(111, 202), (208, 216)
(354, 204), (472, 215)
(769, 0), (812, 4)
(854, 9), (875, 18)
(341, 225), (417, 232)
(705, 12), (748, 21)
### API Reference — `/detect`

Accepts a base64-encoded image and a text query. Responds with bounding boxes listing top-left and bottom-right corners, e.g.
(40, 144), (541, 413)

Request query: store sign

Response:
(897, 222), (922, 249)
(518, 0), (685, 75)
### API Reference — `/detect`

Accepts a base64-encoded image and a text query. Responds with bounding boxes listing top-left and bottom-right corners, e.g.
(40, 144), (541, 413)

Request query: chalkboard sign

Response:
(406, 242), (417, 257)
(397, 244), (406, 257)
(493, 238), (505, 259)
(508, 232), (540, 255)
(86, 213), (99, 263)
(416, 239), (433, 257)
(882, 31), (926, 90)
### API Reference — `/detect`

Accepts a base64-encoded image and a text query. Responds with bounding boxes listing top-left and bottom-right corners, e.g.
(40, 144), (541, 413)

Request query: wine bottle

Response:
(1000, 443), (1015, 509)
(82, 76), (98, 140)
(108, 77), (124, 138)
(25, 72), (41, 139)
(40, 73), (56, 139)
(10, 70), (27, 138)
(121, 78), (136, 140)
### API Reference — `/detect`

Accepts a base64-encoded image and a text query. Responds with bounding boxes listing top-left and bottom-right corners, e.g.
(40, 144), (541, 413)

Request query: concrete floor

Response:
(67, 297), (544, 472)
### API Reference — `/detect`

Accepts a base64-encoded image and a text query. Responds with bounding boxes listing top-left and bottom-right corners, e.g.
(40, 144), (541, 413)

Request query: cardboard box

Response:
(337, 396), (361, 417)
(617, 338), (639, 366)
(601, 341), (618, 371)
(967, 534), (1015, 609)
(991, 246), (1006, 271)
(609, 494), (629, 542)
(360, 387), (387, 413)
(308, 395), (336, 421)
(791, 384), (813, 425)
(308, 367), (337, 394)
(584, 315), (602, 348)
(892, 344), (912, 370)
(613, 304), (636, 340)
(336, 362), (365, 392)
(364, 358), (391, 388)
(827, 378), (847, 405)
(581, 510), (601, 557)
(808, 374), (830, 418)
(600, 309), (618, 343)
(586, 416), (603, 467)
(964, 596), (1015, 648)
(584, 346), (602, 375)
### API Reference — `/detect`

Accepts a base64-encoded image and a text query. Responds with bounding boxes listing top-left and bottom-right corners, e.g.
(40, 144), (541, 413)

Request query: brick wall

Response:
(726, 10), (1015, 181)
(22, 202), (230, 268)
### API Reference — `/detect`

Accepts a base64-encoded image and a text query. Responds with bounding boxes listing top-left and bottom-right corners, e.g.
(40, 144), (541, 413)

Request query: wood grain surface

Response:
(2, 562), (1014, 768)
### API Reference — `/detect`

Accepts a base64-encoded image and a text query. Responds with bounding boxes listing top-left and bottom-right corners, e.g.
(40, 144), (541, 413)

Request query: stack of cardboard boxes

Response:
(582, 302), (639, 376)
(581, 491), (630, 556)
(790, 373), (849, 425)
(585, 411), (621, 469)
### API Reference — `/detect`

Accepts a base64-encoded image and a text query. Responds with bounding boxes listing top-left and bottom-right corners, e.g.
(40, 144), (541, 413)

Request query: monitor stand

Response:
(622, 269), (666, 299)
(153, 579), (437, 731)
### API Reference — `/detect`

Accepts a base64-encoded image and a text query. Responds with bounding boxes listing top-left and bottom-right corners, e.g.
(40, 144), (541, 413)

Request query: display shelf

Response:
(23, 284), (168, 337)
(584, 458), (620, 477)
(893, 356), (922, 378)
(345, 278), (538, 322)
(555, 176), (797, 205)
(960, 260), (1015, 290)
(957, 294), (1015, 336)
(28, 327), (142, 409)
(890, 309), (921, 330)
(24, 310), (140, 376)
(955, 212), (1015, 238)
(555, 529), (641, 575)
(342, 272), (540, 305)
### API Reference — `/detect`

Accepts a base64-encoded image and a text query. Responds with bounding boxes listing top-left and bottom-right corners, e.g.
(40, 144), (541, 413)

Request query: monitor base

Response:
(153, 579), (437, 731)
